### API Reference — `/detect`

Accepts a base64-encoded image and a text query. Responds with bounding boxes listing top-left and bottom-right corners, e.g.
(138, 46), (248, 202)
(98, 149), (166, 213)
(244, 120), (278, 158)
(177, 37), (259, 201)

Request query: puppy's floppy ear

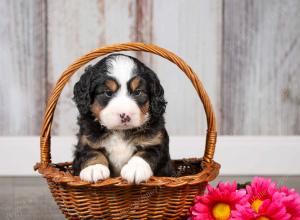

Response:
(73, 66), (94, 115)
(148, 70), (167, 118)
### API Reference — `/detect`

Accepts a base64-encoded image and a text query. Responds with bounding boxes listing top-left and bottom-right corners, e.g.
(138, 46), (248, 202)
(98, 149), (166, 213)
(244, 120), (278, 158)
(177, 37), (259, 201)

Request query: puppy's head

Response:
(74, 54), (166, 130)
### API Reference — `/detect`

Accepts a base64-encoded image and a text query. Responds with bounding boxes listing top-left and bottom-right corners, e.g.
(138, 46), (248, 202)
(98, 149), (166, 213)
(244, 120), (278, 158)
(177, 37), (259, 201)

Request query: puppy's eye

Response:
(104, 90), (113, 97)
(132, 89), (142, 96)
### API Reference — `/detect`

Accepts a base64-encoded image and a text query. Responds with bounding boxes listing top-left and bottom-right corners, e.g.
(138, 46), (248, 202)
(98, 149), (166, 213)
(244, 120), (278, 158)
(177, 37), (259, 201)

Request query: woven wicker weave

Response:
(34, 42), (220, 219)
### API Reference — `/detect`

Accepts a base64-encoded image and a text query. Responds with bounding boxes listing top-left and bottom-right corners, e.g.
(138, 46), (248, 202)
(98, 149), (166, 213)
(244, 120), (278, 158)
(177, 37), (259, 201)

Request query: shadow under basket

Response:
(34, 42), (220, 219)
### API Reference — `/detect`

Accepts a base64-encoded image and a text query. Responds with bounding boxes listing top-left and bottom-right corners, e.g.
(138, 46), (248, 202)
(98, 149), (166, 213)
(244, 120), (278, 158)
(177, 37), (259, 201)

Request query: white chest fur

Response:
(101, 132), (135, 175)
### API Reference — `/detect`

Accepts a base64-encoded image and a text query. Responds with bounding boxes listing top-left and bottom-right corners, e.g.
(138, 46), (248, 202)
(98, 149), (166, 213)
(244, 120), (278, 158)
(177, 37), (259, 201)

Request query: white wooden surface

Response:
(0, 0), (299, 136)
(1, 136), (300, 175)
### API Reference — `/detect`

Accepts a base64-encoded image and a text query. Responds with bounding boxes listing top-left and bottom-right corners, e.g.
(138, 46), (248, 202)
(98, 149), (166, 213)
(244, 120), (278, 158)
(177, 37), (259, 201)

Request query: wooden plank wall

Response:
(0, 0), (46, 135)
(150, 0), (222, 135)
(222, 0), (300, 135)
(0, 0), (299, 136)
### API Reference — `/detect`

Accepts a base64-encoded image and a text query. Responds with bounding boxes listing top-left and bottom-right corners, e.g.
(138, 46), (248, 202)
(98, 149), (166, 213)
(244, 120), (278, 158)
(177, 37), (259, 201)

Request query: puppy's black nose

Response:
(120, 113), (131, 123)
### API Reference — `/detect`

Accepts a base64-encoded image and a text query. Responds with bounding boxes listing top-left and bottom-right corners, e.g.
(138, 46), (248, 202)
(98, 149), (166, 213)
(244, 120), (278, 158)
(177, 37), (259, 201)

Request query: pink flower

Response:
(188, 177), (300, 220)
(232, 178), (292, 220)
(189, 181), (248, 220)
(232, 193), (290, 220)
(246, 177), (277, 206)
(279, 186), (300, 219)
(231, 205), (255, 220)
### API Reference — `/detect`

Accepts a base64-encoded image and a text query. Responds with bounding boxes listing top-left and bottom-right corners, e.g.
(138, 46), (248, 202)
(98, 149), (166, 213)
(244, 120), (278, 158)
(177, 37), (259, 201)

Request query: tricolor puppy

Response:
(72, 54), (174, 184)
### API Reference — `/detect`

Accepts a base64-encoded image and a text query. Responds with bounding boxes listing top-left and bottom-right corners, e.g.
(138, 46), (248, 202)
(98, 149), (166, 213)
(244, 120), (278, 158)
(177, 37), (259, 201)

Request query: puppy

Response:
(72, 54), (174, 184)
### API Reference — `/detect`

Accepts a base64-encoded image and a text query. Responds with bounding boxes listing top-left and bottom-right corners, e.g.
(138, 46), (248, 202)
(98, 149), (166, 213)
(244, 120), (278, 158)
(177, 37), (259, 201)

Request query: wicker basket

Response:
(34, 42), (220, 219)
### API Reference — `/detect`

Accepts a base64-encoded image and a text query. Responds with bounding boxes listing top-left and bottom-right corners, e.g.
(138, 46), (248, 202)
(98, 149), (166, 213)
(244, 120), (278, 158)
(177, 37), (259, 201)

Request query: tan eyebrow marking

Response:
(130, 77), (140, 92)
(105, 79), (118, 92)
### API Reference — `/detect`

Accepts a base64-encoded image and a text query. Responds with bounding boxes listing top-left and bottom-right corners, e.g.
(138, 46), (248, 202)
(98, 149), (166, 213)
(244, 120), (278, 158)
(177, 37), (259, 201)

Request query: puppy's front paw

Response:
(121, 156), (153, 184)
(79, 164), (110, 182)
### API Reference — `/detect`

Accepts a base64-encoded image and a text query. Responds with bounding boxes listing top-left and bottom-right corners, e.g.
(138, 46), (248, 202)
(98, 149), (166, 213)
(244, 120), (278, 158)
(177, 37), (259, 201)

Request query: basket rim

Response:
(35, 158), (220, 188)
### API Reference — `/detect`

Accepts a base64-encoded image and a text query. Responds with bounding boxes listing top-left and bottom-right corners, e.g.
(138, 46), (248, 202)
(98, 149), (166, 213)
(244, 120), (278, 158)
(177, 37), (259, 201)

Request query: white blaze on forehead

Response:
(99, 91), (149, 129)
(107, 55), (136, 94)
(100, 55), (145, 130)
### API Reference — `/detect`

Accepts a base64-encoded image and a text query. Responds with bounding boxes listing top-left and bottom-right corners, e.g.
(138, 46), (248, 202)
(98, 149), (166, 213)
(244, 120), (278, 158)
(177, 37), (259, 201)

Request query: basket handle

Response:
(39, 42), (217, 169)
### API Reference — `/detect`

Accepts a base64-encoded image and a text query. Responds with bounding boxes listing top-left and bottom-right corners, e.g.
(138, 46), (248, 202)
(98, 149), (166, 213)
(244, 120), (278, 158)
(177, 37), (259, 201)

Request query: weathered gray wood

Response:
(47, 0), (136, 135)
(222, 0), (300, 135)
(151, 0), (223, 135)
(2, 0), (298, 136)
(135, 0), (153, 65)
(0, 0), (46, 135)
(0, 177), (64, 220)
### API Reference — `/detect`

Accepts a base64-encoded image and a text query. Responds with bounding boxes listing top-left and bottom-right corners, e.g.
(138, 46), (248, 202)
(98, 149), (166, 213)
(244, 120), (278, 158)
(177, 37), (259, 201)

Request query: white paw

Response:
(121, 156), (153, 184)
(79, 164), (110, 182)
